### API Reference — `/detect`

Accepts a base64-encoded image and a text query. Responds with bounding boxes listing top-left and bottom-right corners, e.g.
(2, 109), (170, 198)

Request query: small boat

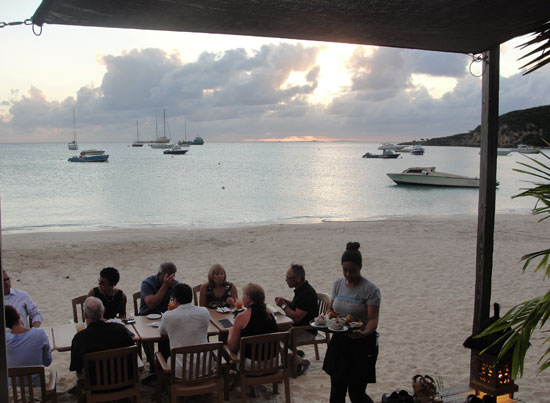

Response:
(363, 149), (400, 159)
(150, 143), (173, 149)
(68, 108), (78, 150)
(163, 144), (188, 155)
(512, 144), (538, 154)
(150, 110), (172, 148)
(132, 120), (144, 147)
(411, 145), (425, 155)
(386, 167), (487, 187)
(179, 136), (204, 146)
(377, 143), (402, 151)
(68, 152), (109, 162)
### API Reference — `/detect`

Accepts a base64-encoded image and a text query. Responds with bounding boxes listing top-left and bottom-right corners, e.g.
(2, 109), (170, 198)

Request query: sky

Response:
(1, 1), (549, 143)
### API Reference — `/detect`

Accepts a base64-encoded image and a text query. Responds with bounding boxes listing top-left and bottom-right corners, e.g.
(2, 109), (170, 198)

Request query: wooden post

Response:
(0, 192), (8, 401)
(470, 46), (500, 384)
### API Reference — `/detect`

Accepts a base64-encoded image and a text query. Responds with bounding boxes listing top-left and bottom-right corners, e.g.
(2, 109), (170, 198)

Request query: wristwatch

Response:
(281, 303), (287, 310)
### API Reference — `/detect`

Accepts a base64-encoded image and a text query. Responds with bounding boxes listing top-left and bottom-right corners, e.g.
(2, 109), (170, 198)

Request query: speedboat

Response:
(363, 149), (400, 159)
(163, 144), (188, 155)
(411, 145), (425, 155)
(386, 167), (487, 187)
(377, 143), (402, 151)
(512, 144), (538, 154)
(68, 152), (109, 162)
(150, 143), (173, 149)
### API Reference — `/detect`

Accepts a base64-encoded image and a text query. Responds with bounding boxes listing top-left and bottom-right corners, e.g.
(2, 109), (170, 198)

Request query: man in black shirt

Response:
(70, 297), (134, 377)
(275, 263), (318, 374)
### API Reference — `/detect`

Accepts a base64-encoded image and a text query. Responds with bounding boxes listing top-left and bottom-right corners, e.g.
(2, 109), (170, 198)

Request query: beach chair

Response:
(132, 291), (141, 316)
(72, 295), (87, 323)
(82, 345), (141, 402)
(225, 331), (290, 403)
(155, 342), (224, 403)
(8, 365), (57, 403)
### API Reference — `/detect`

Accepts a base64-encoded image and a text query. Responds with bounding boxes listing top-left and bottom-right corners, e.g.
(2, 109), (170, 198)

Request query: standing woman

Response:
(323, 242), (381, 403)
(88, 267), (127, 319)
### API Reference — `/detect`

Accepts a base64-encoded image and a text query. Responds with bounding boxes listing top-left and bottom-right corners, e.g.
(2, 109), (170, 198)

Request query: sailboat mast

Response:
(163, 109), (166, 138)
(73, 108), (77, 142)
(136, 120), (139, 142)
(156, 118), (158, 140)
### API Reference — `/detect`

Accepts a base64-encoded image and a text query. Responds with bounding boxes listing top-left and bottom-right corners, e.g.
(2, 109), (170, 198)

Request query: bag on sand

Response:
(411, 375), (442, 403)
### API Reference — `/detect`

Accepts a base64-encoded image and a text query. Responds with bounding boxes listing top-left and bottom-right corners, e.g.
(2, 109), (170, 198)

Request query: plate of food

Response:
(216, 307), (231, 313)
(327, 325), (348, 333)
(347, 321), (364, 329)
(148, 322), (160, 327)
(310, 316), (328, 328)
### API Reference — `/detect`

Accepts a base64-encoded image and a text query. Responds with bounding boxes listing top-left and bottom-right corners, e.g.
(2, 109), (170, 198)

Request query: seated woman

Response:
(228, 283), (278, 356)
(88, 267), (127, 319)
(5, 305), (52, 385)
(199, 264), (238, 309)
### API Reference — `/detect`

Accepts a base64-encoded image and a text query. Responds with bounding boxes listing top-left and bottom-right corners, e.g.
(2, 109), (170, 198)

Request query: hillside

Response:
(413, 105), (550, 147)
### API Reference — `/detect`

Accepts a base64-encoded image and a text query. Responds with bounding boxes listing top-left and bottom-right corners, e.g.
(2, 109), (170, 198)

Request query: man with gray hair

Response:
(139, 262), (178, 315)
(69, 297), (134, 375)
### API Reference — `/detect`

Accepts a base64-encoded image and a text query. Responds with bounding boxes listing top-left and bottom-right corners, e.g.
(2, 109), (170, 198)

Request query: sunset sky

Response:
(1, 1), (549, 143)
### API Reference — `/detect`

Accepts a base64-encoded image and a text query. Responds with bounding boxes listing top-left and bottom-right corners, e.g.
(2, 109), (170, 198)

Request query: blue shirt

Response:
(7, 328), (52, 385)
(4, 288), (43, 328)
(139, 274), (178, 315)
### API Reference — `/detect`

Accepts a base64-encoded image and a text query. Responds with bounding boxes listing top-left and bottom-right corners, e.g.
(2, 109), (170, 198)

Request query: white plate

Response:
(148, 322), (160, 327)
(216, 307), (231, 313)
(328, 325), (348, 333)
(146, 313), (161, 320)
(309, 320), (328, 328)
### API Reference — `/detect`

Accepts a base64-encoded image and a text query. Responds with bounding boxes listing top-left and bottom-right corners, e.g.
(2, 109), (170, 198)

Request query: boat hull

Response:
(363, 153), (400, 159)
(68, 155), (109, 162)
(164, 149), (188, 155)
(68, 142), (78, 150)
(387, 173), (479, 187)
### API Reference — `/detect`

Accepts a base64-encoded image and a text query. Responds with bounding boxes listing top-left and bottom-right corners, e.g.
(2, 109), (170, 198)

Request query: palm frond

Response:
(518, 21), (550, 75)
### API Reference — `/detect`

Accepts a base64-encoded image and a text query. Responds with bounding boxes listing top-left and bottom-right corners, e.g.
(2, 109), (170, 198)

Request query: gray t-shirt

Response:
(331, 277), (381, 322)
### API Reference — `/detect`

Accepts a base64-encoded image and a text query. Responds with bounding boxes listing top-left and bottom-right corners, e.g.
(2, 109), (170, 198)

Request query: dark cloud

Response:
(1, 42), (549, 142)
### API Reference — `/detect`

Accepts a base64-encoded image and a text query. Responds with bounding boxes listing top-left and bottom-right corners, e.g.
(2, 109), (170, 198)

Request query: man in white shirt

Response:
(3, 270), (42, 328)
(159, 283), (210, 378)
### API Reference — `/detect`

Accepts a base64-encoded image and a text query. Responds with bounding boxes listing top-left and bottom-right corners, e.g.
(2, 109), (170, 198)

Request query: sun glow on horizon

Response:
(247, 136), (337, 142)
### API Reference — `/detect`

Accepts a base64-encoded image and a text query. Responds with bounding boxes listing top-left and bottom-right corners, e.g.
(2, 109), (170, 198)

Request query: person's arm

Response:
(159, 315), (168, 336)
(119, 292), (127, 319)
(226, 284), (238, 306)
(25, 294), (43, 328)
(87, 289), (94, 297)
(227, 309), (249, 354)
(353, 304), (379, 338)
(199, 283), (208, 307)
(281, 305), (308, 323)
(143, 273), (175, 311)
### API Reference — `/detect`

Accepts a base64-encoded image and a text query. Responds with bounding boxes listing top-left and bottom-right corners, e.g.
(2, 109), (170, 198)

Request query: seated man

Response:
(274, 263), (318, 374)
(3, 270), (43, 328)
(139, 262), (178, 316)
(5, 305), (52, 385)
(159, 283), (210, 377)
(69, 297), (134, 377)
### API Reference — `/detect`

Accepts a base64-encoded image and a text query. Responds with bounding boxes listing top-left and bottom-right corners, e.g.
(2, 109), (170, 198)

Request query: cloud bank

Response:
(1, 43), (549, 143)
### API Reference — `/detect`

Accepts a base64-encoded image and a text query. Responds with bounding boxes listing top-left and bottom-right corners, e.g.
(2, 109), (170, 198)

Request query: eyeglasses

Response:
(285, 276), (296, 280)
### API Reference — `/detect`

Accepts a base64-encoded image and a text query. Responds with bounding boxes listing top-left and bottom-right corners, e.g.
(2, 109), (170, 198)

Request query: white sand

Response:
(3, 213), (549, 402)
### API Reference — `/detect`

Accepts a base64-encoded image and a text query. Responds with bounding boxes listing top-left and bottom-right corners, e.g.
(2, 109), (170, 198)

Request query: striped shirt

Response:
(5, 288), (43, 327)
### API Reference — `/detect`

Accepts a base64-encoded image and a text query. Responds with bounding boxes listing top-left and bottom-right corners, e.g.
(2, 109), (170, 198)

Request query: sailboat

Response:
(67, 108), (78, 150)
(132, 120), (144, 147)
(150, 110), (173, 149)
(177, 120), (191, 147)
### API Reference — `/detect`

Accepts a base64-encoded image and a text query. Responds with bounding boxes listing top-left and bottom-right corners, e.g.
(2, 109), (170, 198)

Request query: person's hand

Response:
(164, 273), (176, 287)
(274, 297), (283, 306)
(226, 297), (235, 307)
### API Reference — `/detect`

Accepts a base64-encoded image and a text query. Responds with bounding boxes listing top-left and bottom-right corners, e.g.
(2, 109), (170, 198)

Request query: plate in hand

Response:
(309, 320), (328, 329)
(327, 325), (348, 333)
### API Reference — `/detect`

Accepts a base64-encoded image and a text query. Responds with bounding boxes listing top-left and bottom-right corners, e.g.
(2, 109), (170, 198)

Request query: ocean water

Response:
(0, 142), (543, 233)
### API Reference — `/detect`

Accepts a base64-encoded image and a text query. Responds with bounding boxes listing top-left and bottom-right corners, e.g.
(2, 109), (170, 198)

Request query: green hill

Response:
(417, 105), (550, 147)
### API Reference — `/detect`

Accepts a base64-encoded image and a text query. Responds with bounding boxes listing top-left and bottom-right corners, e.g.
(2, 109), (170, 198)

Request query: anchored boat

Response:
(386, 167), (488, 188)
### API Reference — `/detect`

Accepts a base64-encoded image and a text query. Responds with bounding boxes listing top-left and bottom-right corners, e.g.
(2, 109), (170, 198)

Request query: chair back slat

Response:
(132, 291), (141, 316)
(170, 342), (222, 385)
(83, 346), (139, 395)
(239, 332), (289, 376)
(71, 295), (87, 323)
(8, 366), (47, 403)
(192, 284), (201, 306)
(317, 292), (330, 315)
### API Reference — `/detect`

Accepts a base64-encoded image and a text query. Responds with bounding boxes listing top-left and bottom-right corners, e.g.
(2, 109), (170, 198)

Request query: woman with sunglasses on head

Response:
(87, 267), (127, 319)
(323, 242), (380, 403)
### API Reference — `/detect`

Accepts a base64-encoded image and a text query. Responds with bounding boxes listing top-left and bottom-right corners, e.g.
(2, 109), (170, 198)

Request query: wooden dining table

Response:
(50, 321), (138, 352)
(208, 305), (293, 334)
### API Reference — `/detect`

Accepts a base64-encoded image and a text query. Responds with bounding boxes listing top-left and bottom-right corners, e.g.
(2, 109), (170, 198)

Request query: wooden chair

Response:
(288, 292), (331, 377)
(132, 291), (141, 316)
(8, 366), (57, 403)
(227, 331), (291, 403)
(72, 295), (88, 323)
(155, 342), (224, 403)
(192, 284), (202, 306)
(82, 345), (141, 403)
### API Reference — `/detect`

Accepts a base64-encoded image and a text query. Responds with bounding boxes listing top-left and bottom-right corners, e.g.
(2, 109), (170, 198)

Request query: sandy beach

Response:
(3, 213), (549, 402)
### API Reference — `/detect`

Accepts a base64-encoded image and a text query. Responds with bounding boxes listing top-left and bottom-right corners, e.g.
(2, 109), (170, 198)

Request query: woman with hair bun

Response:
(323, 242), (381, 403)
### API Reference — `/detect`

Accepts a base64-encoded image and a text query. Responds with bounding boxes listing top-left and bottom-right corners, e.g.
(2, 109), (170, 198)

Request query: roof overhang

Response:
(31, 0), (550, 54)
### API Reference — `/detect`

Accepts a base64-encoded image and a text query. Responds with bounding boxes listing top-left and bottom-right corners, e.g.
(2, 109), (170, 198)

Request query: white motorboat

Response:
(512, 144), (538, 154)
(411, 145), (425, 155)
(150, 143), (173, 149)
(80, 149), (105, 156)
(387, 167), (485, 187)
(378, 143), (403, 151)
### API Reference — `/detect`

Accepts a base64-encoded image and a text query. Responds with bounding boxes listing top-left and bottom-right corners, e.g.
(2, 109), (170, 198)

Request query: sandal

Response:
(412, 375), (438, 403)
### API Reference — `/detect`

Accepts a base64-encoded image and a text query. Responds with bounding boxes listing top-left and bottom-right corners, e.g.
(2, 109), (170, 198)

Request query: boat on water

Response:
(386, 167), (487, 188)
(363, 149), (400, 159)
(163, 144), (188, 155)
(512, 144), (538, 154)
(150, 143), (173, 149)
(377, 143), (402, 151)
(179, 136), (204, 146)
(150, 110), (173, 148)
(80, 149), (105, 156)
(68, 152), (109, 162)
(411, 145), (425, 155)
(132, 120), (144, 147)
(68, 108), (78, 150)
